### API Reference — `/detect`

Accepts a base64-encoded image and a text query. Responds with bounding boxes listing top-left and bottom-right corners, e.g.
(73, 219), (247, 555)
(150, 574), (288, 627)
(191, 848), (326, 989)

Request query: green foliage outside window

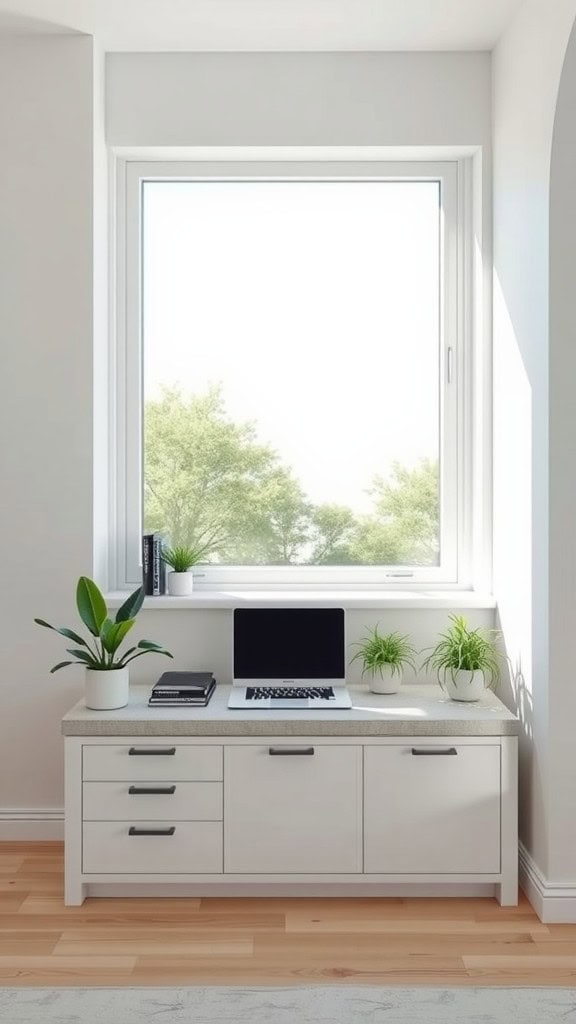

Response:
(144, 386), (439, 567)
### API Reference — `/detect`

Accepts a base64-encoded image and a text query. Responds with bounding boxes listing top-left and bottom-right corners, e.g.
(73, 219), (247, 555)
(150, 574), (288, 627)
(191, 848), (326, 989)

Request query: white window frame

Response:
(111, 156), (474, 592)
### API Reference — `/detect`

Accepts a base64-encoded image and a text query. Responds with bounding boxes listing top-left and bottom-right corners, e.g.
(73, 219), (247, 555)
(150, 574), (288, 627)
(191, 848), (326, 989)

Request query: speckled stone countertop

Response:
(61, 684), (518, 737)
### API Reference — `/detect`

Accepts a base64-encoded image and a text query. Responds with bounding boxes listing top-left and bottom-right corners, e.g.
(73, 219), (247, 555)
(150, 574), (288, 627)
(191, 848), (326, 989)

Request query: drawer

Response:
(83, 781), (223, 821)
(364, 743), (501, 874)
(83, 821), (223, 874)
(82, 744), (223, 782)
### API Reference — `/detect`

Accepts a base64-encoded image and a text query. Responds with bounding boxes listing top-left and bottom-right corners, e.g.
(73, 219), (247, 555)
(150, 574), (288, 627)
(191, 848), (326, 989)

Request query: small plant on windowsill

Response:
(351, 626), (417, 695)
(421, 614), (503, 703)
(35, 577), (172, 711)
(162, 544), (204, 597)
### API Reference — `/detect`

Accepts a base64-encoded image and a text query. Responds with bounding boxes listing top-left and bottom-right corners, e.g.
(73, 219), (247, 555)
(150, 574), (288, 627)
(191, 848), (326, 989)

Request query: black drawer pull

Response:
(128, 785), (176, 795)
(411, 747), (458, 756)
(268, 746), (315, 756)
(128, 747), (176, 756)
(128, 826), (176, 836)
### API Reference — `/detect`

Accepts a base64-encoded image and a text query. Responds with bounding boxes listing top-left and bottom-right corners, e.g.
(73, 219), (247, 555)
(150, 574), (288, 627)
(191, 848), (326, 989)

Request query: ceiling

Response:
(0, 0), (526, 51)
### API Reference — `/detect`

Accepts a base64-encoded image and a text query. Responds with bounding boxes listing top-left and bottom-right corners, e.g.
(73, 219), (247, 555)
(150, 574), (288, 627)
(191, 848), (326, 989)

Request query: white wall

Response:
(548, 19), (576, 882)
(492, 0), (576, 885)
(0, 36), (95, 831)
(107, 51), (491, 147)
(112, 606), (496, 691)
(93, 43), (109, 586)
(0, 44), (494, 833)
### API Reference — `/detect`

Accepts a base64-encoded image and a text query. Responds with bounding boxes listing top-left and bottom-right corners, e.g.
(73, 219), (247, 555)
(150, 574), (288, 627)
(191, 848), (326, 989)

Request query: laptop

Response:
(228, 607), (352, 709)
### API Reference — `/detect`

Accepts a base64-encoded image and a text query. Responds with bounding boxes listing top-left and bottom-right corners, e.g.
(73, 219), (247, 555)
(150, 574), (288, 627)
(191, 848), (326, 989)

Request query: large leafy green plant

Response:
(35, 577), (172, 673)
(421, 614), (502, 690)
(351, 626), (417, 680)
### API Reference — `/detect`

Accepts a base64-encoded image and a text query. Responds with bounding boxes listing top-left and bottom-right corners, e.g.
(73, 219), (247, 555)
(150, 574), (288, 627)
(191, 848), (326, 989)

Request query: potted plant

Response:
(162, 544), (203, 596)
(35, 577), (172, 710)
(421, 614), (502, 702)
(351, 626), (417, 694)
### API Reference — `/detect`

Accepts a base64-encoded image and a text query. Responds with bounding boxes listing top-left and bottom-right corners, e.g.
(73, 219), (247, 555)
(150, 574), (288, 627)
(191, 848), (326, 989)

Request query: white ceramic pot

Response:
(368, 664), (402, 695)
(85, 667), (129, 710)
(444, 669), (486, 702)
(167, 571), (194, 597)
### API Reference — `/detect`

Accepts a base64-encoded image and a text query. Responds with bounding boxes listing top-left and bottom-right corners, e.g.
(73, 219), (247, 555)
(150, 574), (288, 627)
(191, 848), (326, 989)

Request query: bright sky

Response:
(143, 180), (440, 513)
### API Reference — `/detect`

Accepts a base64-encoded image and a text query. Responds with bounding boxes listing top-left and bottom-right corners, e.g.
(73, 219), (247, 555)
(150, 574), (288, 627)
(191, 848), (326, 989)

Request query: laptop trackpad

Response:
(270, 699), (310, 709)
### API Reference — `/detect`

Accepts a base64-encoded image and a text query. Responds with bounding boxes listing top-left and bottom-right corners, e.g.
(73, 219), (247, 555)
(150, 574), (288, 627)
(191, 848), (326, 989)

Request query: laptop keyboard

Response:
(246, 686), (336, 701)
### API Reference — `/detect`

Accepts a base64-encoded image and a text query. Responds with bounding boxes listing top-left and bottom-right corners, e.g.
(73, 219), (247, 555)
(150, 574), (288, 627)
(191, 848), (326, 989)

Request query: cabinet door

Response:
(364, 743), (501, 874)
(225, 744), (362, 874)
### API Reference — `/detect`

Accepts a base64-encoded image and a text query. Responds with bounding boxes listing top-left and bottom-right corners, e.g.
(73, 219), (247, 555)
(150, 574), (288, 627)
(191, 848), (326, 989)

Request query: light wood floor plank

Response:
(464, 954), (576, 970)
(284, 914), (549, 935)
(18, 895), (202, 915)
(131, 958), (469, 985)
(0, 955), (136, 969)
(0, 861), (24, 874)
(55, 938), (254, 957)
(0, 880), (64, 893)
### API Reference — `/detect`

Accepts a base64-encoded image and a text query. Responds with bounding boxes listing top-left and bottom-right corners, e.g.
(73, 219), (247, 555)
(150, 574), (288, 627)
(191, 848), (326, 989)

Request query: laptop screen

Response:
(233, 608), (345, 682)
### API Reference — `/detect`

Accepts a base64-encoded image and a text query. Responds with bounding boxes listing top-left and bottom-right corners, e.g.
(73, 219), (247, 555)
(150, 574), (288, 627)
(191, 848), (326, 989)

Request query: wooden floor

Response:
(1, 842), (576, 986)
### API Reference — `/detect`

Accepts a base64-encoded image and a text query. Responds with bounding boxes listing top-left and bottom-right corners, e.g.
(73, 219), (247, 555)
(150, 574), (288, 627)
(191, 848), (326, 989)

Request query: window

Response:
(114, 159), (471, 591)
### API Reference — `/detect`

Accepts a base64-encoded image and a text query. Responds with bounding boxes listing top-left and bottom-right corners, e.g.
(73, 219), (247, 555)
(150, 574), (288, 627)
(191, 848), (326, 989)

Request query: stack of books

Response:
(142, 532), (166, 596)
(148, 671), (216, 707)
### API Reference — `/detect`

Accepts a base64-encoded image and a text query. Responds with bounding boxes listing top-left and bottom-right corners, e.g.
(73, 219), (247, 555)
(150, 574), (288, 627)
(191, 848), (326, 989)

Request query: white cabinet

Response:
(224, 744), (363, 874)
(364, 743), (501, 874)
(64, 730), (517, 906)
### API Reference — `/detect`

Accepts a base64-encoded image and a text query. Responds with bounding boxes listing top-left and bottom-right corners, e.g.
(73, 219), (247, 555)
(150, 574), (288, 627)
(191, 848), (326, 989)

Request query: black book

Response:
(150, 671), (216, 701)
(149, 679), (216, 707)
(152, 671), (215, 693)
(142, 534), (155, 595)
(152, 534), (166, 596)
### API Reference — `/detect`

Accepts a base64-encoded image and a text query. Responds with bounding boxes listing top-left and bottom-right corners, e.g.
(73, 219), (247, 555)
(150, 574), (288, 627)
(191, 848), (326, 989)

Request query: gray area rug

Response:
(1, 987), (576, 1024)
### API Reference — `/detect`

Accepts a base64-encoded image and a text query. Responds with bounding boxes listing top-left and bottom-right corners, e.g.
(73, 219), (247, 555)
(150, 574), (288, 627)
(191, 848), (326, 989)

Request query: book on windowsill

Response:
(148, 671), (216, 707)
(142, 533), (167, 596)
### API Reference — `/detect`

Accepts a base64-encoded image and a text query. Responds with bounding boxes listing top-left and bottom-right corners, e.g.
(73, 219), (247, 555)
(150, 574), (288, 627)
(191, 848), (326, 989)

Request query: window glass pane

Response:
(142, 180), (440, 566)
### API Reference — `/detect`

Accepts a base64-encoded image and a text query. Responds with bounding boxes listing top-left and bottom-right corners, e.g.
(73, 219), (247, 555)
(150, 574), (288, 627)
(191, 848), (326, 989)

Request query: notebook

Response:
(149, 671), (216, 707)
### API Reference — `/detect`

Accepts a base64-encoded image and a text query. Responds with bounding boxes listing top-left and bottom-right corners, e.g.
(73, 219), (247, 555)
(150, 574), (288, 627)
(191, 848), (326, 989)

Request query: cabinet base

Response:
(76, 880), (510, 903)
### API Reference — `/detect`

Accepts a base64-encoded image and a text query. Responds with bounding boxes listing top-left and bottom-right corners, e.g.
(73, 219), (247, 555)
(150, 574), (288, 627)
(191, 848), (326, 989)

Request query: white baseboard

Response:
(0, 808), (64, 841)
(519, 841), (576, 922)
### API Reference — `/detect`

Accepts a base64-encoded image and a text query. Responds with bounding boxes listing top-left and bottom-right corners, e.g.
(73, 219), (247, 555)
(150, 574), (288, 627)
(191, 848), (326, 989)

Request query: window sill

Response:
(105, 590), (496, 611)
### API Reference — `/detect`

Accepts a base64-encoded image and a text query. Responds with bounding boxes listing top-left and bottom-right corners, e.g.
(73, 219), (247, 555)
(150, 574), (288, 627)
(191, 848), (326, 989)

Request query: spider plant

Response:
(421, 614), (502, 691)
(35, 577), (173, 672)
(162, 544), (204, 573)
(351, 626), (417, 679)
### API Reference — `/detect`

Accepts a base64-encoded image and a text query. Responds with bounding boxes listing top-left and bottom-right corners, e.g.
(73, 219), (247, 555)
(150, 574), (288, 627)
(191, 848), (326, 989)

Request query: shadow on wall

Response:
(496, 600), (533, 748)
(496, 602), (540, 854)
(496, 626), (533, 746)
(492, 270), (533, 726)
(0, 12), (78, 34)
(491, 271), (536, 849)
